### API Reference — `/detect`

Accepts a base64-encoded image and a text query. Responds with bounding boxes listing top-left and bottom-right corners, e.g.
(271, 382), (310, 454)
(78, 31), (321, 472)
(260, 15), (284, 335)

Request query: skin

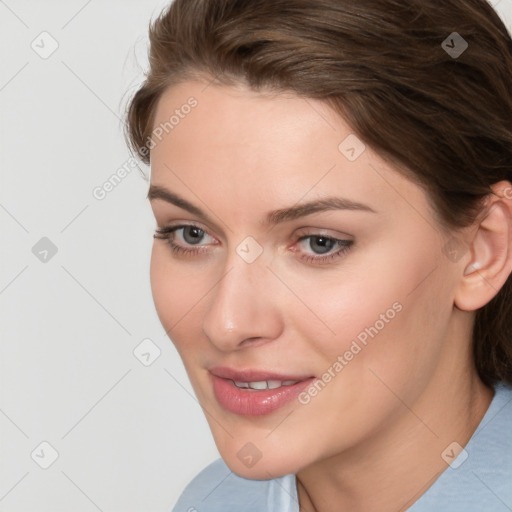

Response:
(148, 78), (512, 512)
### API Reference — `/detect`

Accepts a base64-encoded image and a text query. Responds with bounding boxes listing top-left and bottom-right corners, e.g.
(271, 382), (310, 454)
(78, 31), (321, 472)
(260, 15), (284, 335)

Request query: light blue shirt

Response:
(172, 382), (512, 511)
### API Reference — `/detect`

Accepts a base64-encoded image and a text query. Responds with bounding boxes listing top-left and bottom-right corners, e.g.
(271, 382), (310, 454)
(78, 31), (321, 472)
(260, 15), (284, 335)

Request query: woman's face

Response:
(148, 79), (466, 478)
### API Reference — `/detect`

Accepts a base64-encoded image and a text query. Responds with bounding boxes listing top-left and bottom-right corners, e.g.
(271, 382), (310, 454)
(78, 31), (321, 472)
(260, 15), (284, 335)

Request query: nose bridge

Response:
(201, 245), (282, 350)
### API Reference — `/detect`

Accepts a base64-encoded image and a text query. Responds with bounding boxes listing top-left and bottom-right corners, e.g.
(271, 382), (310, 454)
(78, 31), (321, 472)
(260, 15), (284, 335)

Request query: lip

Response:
(210, 366), (312, 382)
(209, 366), (315, 416)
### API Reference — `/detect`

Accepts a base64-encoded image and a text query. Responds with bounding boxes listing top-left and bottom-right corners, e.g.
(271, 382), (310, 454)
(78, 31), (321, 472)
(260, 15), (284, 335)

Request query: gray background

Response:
(0, 0), (511, 511)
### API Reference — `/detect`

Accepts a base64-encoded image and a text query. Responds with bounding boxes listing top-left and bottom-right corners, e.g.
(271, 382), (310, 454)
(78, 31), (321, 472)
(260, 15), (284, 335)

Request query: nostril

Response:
(240, 337), (270, 349)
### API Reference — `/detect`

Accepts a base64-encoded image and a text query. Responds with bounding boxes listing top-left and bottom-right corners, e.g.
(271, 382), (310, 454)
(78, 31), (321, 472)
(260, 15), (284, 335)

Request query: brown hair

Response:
(124, 0), (512, 386)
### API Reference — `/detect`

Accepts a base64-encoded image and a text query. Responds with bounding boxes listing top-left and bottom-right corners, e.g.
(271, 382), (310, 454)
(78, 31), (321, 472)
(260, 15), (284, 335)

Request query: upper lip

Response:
(209, 366), (314, 382)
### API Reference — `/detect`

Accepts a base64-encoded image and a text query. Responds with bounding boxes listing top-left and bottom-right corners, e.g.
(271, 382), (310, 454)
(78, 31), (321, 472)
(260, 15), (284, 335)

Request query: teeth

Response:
(248, 381), (268, 390)
(232, 379), (300, 390)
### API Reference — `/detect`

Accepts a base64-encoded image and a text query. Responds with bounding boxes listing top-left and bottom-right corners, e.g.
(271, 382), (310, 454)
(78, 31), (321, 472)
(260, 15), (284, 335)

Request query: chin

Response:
(221, 451), (301, 480)
(213, 432), (316, 480)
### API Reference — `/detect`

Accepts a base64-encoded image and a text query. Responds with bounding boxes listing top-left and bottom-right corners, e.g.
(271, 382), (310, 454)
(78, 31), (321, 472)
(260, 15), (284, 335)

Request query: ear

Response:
(454, 180), (512, 311)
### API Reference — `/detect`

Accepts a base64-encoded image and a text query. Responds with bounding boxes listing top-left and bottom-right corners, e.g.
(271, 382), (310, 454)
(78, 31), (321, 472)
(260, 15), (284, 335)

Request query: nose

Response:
(201, 250), (284, 352)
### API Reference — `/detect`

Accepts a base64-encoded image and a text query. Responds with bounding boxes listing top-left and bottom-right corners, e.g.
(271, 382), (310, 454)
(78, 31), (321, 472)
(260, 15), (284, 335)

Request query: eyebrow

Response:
(147, 184), (377, 226)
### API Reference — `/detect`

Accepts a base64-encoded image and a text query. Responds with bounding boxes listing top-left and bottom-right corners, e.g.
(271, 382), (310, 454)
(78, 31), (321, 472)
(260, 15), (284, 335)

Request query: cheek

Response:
(149, 245), (201, 344)
(299, 231), (451, 381)
(149, 244), (222, 376)
(149, 245), (173, 325)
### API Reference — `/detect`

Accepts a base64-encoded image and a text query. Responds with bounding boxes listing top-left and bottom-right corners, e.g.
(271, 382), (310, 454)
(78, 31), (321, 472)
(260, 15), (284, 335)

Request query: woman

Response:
(125, 0), (512, 510)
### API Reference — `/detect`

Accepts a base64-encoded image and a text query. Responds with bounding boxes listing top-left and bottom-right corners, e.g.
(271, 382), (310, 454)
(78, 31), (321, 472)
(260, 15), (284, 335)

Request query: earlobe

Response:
(454, 180), (512, 312)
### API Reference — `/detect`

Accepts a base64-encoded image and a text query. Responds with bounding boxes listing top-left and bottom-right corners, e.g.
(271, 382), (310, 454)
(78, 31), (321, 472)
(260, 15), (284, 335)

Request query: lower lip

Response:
(211, 375), (315, 416)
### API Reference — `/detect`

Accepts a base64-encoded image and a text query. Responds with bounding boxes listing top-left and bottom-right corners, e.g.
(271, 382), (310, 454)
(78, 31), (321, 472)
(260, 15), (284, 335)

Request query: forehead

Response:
(151, 79), (339, 159)
(149, 80), (431, 226)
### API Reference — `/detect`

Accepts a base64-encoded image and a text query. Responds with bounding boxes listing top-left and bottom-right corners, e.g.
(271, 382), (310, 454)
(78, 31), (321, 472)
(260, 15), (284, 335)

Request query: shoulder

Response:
(409, 381), (512, 511)
(171, 458), (298, 512)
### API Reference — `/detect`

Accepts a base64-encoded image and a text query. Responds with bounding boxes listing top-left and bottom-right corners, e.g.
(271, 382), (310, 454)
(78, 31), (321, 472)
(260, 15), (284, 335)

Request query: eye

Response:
(153, 223), (216, 256)
(294, 234), (353, 265)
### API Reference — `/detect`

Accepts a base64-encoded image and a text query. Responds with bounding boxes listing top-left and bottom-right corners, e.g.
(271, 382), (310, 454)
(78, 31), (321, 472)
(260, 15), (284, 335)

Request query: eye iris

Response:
(310, 236), (334, 254)
(183, 226), (205, 245)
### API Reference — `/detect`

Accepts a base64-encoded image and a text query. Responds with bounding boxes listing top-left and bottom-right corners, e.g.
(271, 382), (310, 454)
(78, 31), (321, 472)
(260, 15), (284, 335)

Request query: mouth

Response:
(209, 366), (315, 416)
(231, 379), (304, 390)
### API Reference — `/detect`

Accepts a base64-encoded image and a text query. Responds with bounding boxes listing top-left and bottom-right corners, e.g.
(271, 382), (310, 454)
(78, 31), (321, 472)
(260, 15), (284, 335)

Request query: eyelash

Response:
(153, 223), (353, 265)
